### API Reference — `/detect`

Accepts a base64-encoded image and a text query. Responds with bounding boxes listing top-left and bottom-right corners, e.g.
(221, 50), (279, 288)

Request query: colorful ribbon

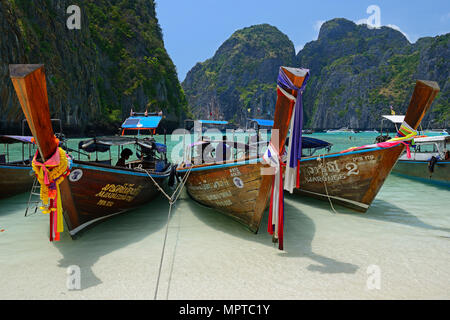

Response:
(32, 147), (70, 241)
(263, 142), (285, 250)
(341, 121), (417, 158)
(278, 68), (310, 193)
(262, 67), (310, 250)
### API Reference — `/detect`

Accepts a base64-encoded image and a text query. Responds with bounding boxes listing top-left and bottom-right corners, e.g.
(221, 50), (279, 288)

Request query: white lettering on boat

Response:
(303, 155), (376, 183)
(229, 167), (242, 177)
(95, 183), (144, 202)
(205, 191), (232, 201)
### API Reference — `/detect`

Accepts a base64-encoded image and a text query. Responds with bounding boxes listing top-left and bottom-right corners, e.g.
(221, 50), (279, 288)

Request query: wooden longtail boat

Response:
(0, 135), (35, 199)
(0, 120), (66, 200)
(177, 67), (309, 233)
(10, 64), (172, 237)
(393, 135), (450, 187)
(293, 80), (440, 212)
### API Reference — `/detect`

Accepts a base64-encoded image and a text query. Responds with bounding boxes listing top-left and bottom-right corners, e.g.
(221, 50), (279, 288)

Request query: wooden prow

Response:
(403, 80), (440, 129)
(271, 66), (308, 154)
(9, 64), (57, 161)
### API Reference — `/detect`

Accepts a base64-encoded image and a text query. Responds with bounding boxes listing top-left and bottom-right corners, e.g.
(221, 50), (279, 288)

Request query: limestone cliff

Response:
(0, 0), (188, 134)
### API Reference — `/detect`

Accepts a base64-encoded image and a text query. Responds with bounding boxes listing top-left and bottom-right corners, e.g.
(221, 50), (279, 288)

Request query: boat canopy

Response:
(248, 119), (274, 127)
(79, 136), (166, 153)
(302, 137), (332, 150)
(0, 135), (34, 144)
(196, 120), (228, 125)
(189, 140), (251, 151)
(414, 135), (450, 144)
(121, 116), (162, 130)
(381, 115), (405, 124)
(190, 137), (332, 153)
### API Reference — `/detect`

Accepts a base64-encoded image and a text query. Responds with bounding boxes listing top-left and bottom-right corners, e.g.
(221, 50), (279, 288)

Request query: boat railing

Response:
(0, 137), (35, 165)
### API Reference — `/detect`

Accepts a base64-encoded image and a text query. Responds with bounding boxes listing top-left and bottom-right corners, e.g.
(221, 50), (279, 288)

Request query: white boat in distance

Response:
(326, 127), (355, 134)
(422, 129), (449, 136)
(363, 129), (379, 134)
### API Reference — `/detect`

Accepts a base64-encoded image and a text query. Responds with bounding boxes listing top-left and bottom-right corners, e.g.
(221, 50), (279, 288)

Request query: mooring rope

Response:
(317, 154), (338, 214)
(138, 165), (192, 300)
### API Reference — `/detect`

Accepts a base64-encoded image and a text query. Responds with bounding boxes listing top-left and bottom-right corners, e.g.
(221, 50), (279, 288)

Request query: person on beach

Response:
(116, 148), (133, 167)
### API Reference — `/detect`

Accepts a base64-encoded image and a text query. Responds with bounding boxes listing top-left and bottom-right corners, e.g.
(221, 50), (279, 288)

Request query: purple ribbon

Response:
(277, 68), (310, 168)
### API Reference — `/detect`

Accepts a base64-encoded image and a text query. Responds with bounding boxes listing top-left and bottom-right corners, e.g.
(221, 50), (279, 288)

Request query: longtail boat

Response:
(10, 64), (172, 239)
(292, 80), (440, 212)
(392, 135), (450, 187)
(0, 119), (64, 199)
(177, 67), (310, 249)
(0, 135), (35, 199)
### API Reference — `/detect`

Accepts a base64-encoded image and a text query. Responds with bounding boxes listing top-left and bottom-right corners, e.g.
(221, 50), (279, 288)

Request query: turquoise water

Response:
(0, 132), (449, 299)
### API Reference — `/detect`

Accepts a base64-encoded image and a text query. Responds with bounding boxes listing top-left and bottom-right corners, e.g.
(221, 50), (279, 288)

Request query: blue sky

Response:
(156, 0), (450, 82)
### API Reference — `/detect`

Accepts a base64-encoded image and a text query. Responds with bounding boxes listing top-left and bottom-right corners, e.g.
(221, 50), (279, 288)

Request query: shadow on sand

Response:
(290, 192), (450, 233)
(0, 193), (31, 217)
(53, 195), (171, 290)
(187, 198), (359, 275)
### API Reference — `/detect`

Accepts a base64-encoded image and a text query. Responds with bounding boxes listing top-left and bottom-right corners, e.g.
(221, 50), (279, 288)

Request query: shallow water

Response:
(0, 132), (449, 299)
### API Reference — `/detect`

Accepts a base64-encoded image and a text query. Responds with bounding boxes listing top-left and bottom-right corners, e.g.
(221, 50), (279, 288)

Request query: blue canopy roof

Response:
(302, 137), (332, 149)
(121, 116), (162, 129)
(197, 120), (228, 125)
(249, 119), (274, 127)
(0, 135), (34, 144)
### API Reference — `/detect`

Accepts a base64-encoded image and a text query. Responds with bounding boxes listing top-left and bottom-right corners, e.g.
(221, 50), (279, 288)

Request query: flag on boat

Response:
(278, 68), (310, 193)
(263, 66), (310, 250)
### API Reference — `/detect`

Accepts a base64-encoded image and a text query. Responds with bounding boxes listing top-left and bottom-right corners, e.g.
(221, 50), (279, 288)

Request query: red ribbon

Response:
(267, 160), (286, 250)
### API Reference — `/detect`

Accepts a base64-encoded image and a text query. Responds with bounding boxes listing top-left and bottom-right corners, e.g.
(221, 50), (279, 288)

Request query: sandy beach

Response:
(1, 170), (449, 300)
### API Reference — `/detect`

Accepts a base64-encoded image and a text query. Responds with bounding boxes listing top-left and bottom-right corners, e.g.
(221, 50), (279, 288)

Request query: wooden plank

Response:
(10, 64), (57, 161)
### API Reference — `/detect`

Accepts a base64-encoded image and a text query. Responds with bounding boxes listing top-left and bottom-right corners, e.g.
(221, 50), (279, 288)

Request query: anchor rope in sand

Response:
(317, 154), (339, 215)
(138, 165), (192, 300)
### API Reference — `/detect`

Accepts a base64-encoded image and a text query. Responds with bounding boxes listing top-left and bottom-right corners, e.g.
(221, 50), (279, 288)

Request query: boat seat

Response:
(0, 154), (5, 164)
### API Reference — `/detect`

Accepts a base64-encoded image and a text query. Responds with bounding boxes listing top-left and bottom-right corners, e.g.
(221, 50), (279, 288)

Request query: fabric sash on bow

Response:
(32, 147), (70, 241)
(277, 69), (310, 193)
(340, 121), (417, 158)
(262, 67), (310, 250)
(263, 142), (284, 249)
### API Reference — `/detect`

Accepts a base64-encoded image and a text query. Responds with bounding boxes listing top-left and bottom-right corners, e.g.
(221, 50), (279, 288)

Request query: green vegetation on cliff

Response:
(297, 19), (449, 129)
(0, 0), (189, 134)
(182, 24), (295, 124)
(184, 18), (448, 129)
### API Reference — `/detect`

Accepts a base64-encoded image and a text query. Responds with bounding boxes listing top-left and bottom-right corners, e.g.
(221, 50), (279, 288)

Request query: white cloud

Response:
(386, 24), (411, 42)
(354, 5), (411, 42)
(355, 19), (412, 42)
(312, 20), (325, 40)
(313, 20), (325, 32)
(295, 43), (304, 54)
(356, 18), (369, 26)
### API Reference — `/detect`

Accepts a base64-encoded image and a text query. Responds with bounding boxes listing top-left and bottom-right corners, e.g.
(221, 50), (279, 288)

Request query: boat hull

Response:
(181, 160), (272, 233)
(393, 159), (450, 187)
(0, 165), (34, 199)
(294, 145), (404, 212)
(62, 161), (168, 236)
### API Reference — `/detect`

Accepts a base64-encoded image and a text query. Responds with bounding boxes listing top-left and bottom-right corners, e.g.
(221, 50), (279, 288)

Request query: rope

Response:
(137, 165), (193, 300)
(154, 202), (174, 300)
(317, 154), (338, 214)
(165, 201), (182, 299)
